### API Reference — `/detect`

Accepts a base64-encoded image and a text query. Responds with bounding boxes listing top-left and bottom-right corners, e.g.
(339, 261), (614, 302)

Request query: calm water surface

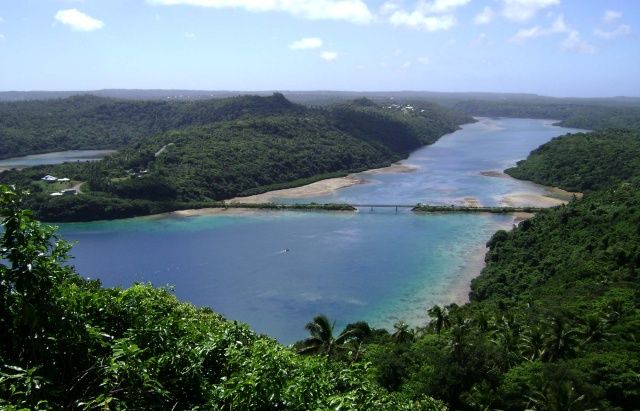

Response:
(58, 118), (583, 343)
(0, 150), (116, 169)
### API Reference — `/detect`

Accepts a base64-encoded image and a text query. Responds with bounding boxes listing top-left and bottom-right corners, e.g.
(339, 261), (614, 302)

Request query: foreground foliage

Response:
(0, 186), (444, 410)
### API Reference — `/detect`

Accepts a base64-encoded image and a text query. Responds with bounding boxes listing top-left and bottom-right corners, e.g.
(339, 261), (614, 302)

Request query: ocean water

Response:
(56, 118), (583, 344)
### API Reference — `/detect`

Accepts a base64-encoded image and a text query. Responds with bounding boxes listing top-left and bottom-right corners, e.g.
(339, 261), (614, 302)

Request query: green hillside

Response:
(0, 93), (304, 159)
(505, 129), (640, 192)
(0, 95), (472, 221)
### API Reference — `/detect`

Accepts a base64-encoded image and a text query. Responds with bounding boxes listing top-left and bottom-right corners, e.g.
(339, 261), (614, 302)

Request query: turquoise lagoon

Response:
(58, 118), (583, 343)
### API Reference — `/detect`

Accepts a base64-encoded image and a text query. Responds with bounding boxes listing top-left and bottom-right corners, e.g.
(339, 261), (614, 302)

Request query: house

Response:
(41, 175), (58, 182)
(61, 189), (78, 196)
(49, 192), (63, 196)
(57, 177), (71, 182)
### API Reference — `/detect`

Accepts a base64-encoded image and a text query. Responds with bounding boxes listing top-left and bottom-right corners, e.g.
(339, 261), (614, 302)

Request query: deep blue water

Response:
(57, 118), (584, 344)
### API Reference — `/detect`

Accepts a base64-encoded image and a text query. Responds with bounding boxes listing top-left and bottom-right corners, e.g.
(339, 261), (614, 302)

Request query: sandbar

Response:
(480, 170), (510, 178)
(227, 175), (364, 204)
(363, 163), (418, 174)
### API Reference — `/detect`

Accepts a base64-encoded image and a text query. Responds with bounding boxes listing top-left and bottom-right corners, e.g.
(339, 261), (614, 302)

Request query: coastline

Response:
(227, 162), (417, 204)
(158, 162), (417, 215)
(447, 212), (532, 305)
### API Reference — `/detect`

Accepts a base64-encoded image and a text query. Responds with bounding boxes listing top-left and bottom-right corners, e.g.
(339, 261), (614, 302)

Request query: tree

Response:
(543, 316), (579, 362)
(428, 305), (450, 335)
(392, 321), (415, 344)
(299, 314), (355, 358)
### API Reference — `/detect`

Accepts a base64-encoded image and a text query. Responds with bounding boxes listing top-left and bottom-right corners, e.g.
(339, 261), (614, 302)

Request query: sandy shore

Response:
(447, 211), (533, 304)
(448, 244), (490, 304)
(460, 197), (482, 207)
(500, 185), (580, 208)
(480, 170), (510, 178)
(227, 175), (365, 204)
(161, 207), (263, 218)
(363, 163), (418, 174)
(227, 162), (416, 204)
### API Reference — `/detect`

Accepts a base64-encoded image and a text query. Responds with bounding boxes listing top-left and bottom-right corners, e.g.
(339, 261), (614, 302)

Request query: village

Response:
(41, 174), (81, 196)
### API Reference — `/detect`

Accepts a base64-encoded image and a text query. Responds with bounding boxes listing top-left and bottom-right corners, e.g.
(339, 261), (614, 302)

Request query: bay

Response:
(57, 118), (584, 344)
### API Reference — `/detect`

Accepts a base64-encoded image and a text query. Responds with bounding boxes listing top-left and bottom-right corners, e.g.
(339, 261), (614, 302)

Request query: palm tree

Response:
(392, 321), (415, 344)
(543, 316), (579, 362)
(428, 305), (450, 335)
(527, 381), (586, 411)
(298, 314), (354, 358)
(580, 314), (612, 345)
(519, 324), (546, 361)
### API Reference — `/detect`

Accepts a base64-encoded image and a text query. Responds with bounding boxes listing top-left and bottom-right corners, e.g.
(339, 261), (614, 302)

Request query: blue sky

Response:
(0, 0), (638, 97)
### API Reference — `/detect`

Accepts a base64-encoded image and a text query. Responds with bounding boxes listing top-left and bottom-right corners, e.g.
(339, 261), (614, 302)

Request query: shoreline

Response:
(166, 162), (418, 214)
(447, 212), (531, 305)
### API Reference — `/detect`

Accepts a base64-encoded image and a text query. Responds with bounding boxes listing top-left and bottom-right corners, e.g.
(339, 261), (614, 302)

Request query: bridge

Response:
(221, 202), (547, 213)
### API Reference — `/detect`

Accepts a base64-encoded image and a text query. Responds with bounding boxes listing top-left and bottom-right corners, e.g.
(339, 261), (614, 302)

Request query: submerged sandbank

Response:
(226, 162), (417, 205)
(227, 175), (364, 204)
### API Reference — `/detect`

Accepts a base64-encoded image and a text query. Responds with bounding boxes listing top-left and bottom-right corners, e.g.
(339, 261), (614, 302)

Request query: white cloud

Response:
(0, 17), (4, 23)
(54, 9), (104, 31)
(184, 32), (196, 38)
(474, 6), (494, 25)
(147, 0), (373, 24)
(320, 51), (338, 61)
(562, 30), (595, 54)
(501, 0), (559, 22)
(510, 14), (567, 43)
(508, 14), (593, 54)
(417, 0), (471, 14)
(0, 34), (4, 41)
(388, 10), (456, 31)
(380, 0), (467, 31)
(401, 60), (412, 69)
(603, 10), (621, 24)
(595, 24), (631, 40)
(289, 37), (323, 50)
(417, 56), (430, 64)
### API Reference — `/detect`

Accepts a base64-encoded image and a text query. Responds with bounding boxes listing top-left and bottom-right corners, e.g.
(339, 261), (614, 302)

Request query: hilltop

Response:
(0, 94), (472, 221)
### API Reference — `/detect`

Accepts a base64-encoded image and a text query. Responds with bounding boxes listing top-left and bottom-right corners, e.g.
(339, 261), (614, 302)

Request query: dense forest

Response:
(506, 129), (640, 192)
(0, 95), (472, 221)
(0, 93), (310, 159)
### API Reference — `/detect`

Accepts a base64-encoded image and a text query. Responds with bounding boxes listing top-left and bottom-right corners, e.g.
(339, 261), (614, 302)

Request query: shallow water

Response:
(57, 118), (583, 344)
(0, 149), (116, 169)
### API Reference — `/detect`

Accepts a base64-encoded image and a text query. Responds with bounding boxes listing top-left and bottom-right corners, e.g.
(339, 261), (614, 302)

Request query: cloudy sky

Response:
(0, 0), (638, 96)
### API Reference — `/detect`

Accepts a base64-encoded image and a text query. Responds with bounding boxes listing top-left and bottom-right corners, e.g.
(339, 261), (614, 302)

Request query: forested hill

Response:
(0, 93), (304, 159)
(0, 95), (472, 221)
(452, 100), (640, 130)
(505, 129), (640, 192)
